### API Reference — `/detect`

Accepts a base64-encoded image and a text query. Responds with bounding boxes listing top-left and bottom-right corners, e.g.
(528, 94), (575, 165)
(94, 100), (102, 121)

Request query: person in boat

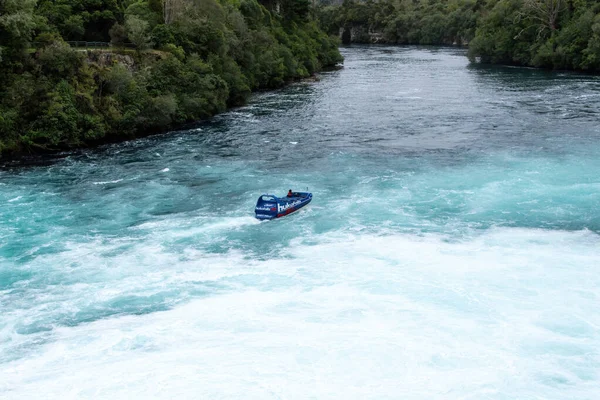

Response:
(287, 189), (293, 197)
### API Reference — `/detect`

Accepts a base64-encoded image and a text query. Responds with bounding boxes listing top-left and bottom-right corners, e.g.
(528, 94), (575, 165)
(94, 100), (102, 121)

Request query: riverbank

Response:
(317, 0), (600, 73)
(0, 0), (342, 160)
(0, 56), (341, 164)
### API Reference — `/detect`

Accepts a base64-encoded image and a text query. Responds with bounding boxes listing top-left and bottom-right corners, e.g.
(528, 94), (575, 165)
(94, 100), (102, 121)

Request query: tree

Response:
(0, 0), (39, 57)
(149, 0), (164, 14)
(582, 15), (600, 69)
(37, 40), (83, 76)
(63, 15), (85, 39)
(520, 0), (566, 38)
(109, 22), (127, 46)
(281, 0), (311, 23)
(163, 0), (186, 24)
(126, 15), (153, 50)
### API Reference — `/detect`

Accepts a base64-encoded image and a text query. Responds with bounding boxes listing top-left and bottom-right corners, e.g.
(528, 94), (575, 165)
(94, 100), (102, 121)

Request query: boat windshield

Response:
(261, 195), (276, 202)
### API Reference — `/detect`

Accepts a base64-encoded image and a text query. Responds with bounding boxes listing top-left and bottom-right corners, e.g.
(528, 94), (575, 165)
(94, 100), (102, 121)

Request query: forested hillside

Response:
(318, 0), (600, 72)
(468, 0), (600, 71)
(318, 0), (477, 45)
(0, 0), (342, 156)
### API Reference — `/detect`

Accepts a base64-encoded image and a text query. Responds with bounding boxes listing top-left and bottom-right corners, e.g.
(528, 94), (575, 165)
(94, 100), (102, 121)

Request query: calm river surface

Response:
(1, 46), (600, 399)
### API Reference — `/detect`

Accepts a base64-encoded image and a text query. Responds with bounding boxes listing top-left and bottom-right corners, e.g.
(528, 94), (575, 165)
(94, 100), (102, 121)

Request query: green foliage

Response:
(582, 15), (600, 69)
(103, 64), (134, 98)
(36, 0), (123, 41)
(109, 22), (128, 46)
(467, 0), (530, 65)
(281, 0), (311, 23)
(125, 1), (163, 27)
(63, 15), (86, 39)
(318, 0), (600, 72)
(151, 24), (175, 47)
(0, 0), (342, 157)
(467, 0), (600, 71)
(37, 40), (83, 76)
(126, 15), (153, 49)
(0, 0), (39, 57)
(148, 0), (164, 15)
(317, 0), (478, 46)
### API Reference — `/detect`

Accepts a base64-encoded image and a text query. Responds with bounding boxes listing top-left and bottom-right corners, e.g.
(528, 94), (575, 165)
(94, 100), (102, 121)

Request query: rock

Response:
(85, 51), (135, 70)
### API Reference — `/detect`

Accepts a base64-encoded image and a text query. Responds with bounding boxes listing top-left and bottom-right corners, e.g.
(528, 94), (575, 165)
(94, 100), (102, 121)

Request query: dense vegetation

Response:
(317, 0), (600, 72)
(317, 0), (479, 45)
(0, 0), (342, 156)
(468, 0), (600, 71)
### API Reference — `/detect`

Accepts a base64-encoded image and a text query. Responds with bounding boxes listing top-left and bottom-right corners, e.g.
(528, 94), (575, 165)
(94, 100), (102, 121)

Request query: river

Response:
(1, 46), (600, 399)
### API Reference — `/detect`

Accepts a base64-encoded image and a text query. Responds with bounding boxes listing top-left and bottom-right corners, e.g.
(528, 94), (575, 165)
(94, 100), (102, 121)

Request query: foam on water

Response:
(93, 179), (124, 185)
(2, 46), (600, 398)
(1, 229), (599, 399)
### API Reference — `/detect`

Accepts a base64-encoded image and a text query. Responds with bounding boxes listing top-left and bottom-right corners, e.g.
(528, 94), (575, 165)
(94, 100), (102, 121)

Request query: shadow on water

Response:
(467, 62), (600, 89)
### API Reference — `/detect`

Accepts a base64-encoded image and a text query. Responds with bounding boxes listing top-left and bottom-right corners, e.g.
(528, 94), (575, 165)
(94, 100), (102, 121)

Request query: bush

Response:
(126, 16), (153, 50)
(109, 22), (128, 46)
(37, 41), (83, 76)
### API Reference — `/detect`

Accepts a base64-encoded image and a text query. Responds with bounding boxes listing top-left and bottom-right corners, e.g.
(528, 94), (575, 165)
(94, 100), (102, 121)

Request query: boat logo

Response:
(278, 200), (302, 213)
(256, 203), (276, 212)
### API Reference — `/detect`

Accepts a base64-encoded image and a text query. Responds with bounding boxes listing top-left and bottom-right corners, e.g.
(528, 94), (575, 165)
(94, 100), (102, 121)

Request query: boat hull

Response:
(255, 192), (312, 220)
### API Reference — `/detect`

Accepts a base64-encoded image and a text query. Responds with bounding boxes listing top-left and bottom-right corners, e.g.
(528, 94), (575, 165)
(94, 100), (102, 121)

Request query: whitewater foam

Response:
(2, 46), (600, 399)
(92, 179), (124, 185)
(1, 228), (599, 399)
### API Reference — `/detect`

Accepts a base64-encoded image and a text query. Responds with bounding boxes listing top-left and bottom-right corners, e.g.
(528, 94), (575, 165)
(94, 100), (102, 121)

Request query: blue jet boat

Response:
(255, 191), (312, 220)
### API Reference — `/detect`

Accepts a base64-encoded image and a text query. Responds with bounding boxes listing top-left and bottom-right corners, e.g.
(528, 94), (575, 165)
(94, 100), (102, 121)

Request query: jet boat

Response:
(254, 192), (312, 220)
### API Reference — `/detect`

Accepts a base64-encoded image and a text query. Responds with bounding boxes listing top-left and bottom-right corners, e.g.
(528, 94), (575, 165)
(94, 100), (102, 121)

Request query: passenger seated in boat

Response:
(287, 189), (293, 197)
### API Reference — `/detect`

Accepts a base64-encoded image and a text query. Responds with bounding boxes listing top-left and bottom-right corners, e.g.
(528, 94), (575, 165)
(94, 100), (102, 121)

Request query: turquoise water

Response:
(1, 46), (600, 398)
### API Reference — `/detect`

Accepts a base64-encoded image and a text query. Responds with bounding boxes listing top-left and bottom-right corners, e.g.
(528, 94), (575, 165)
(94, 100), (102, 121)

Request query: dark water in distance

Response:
(1, 46), (599, 399)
